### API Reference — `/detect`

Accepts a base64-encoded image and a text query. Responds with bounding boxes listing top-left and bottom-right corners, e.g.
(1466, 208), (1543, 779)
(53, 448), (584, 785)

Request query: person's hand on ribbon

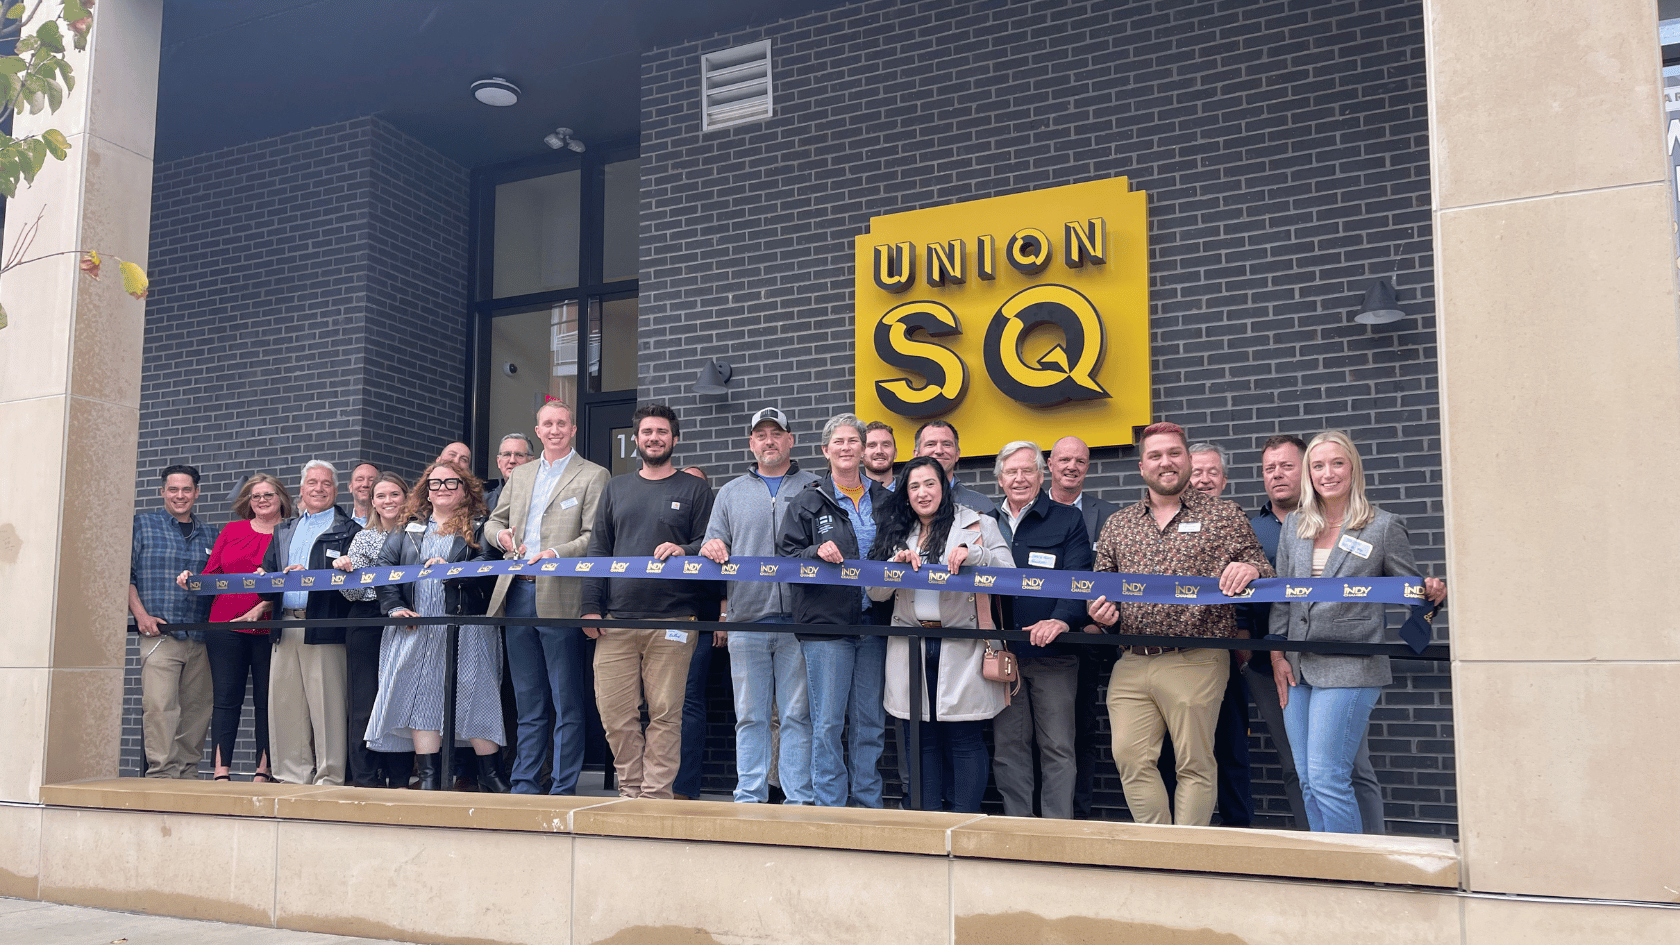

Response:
(700, 539), (730, 564)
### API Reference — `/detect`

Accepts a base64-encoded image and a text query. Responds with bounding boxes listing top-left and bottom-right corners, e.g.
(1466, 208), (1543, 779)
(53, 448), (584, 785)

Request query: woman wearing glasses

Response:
(177, 473), (293, 782)
(368, 461), (509, 792)
(333, 471), (412, 788)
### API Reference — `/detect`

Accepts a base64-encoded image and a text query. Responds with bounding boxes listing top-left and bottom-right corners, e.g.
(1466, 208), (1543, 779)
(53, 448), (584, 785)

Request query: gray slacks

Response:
(992, 654), (1079, 819)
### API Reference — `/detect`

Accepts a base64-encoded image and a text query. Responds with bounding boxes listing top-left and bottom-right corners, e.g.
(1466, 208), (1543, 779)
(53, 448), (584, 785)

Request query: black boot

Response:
(475, 752), (510, 794)
(413, 752), (441, 791)
(385, 751), (414, 789)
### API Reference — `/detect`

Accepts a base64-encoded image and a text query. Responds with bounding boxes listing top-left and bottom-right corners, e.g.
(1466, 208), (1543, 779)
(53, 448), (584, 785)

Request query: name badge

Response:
(560, 496), (579, 510)
(670, 502), (682, 511)
(1338, 534), (1373, 559)
(406, 523), (426, 533)
(1178, 522), (1202, 533)
(1027, 551), (1056, 568)
(326, 549), (340, 558)
(203, 547), (214, 555)
(665, 628), (689, 644)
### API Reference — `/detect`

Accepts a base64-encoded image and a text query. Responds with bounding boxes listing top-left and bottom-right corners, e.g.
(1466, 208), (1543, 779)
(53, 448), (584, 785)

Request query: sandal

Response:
(213, 774), (231, 781)
(251, 772), (275, 784)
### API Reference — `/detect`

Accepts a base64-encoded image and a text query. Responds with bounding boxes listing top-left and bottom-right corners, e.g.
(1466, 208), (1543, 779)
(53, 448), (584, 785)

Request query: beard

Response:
(1142, 466), (1189, 497)
(638, 441), (673, 467)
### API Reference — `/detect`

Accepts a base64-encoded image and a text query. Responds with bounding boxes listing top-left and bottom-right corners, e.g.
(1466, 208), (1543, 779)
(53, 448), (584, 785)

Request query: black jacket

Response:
(991, 491), (1094, 658)
(374, 517), (497, 618)
(259, 505), (360, 644)
(778, 475), (890, 638)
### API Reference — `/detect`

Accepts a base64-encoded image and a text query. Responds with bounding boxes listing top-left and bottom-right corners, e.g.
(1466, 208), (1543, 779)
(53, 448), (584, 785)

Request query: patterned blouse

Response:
(339, 524), (396, 602)
(1092, 487), (1273, 640)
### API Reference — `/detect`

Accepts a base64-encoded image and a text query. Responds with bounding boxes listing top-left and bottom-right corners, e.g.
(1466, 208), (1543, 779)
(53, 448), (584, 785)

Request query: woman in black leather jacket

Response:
(367, 461), (508, 792)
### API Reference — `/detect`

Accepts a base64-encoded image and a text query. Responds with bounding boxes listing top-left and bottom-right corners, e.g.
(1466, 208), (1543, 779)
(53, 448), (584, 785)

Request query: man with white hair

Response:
(989, 441), (1094, 818)
(260, 459), (359, 785)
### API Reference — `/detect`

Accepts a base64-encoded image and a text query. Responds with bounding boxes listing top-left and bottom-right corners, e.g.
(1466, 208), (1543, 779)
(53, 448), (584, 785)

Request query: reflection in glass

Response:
(588, 296), (638, 393)
(488, 302), (578, 449)
(494, 170), (580, 298)
(602, 158), (641, 284)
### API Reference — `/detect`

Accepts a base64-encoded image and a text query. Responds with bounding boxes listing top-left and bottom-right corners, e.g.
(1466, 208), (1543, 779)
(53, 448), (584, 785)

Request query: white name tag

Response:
(1339, 534), (1373, 559)
(406, 523), (426, 533)
(203, 547), (214, 555)
(326, 549), (340, 558)
(1027, 551), (1056, 568)
(670, 502), (682, 511)
(665, 628), (689, 644)
(561, 496), (579, 510)
(1178, 522), (1202, 533)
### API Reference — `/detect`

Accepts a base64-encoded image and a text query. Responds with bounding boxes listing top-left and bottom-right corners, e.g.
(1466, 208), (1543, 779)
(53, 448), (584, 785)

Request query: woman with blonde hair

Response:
(1269, 430), (1445, 832)
(334, 471), (411, 788)
(369, 461), (508, 792)
(178, 473), (293, 782)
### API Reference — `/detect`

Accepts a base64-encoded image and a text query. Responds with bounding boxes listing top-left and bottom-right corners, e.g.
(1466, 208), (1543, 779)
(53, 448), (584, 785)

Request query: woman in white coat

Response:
(868, 456), (1013, 812)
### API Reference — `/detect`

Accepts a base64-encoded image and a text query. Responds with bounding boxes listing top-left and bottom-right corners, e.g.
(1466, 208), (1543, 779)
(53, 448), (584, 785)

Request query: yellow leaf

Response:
(118, 259), (147, 300)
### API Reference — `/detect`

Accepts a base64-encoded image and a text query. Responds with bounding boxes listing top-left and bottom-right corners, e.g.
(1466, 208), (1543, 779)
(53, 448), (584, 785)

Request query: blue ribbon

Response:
(187, 555), (1430, 607)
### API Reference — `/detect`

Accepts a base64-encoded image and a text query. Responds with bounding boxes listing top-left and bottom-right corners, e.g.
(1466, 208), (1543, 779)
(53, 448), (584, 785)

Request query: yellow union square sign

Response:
(855, 177), (1151, 458)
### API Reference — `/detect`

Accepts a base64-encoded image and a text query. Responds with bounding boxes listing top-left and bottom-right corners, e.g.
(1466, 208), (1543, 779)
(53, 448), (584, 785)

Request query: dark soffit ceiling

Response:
(155, 0), (852, 167)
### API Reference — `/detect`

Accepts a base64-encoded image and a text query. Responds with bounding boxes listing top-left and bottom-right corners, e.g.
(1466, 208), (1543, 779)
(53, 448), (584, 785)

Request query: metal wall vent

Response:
(701, 40), (773, 131)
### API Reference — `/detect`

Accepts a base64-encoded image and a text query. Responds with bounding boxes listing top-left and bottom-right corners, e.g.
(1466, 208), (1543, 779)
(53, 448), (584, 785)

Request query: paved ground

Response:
(0, 897), (421, 945)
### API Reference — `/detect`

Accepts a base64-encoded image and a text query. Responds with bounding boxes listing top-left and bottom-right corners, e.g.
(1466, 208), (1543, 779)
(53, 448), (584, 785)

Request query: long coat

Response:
(872, 506), (1015, 722)
(1269, 507), (1422, 689)
(483, 452), (611, 620)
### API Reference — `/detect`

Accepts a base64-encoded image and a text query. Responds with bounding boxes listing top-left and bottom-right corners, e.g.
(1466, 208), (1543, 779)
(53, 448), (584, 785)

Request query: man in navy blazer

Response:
(989, 441), (1095, 819)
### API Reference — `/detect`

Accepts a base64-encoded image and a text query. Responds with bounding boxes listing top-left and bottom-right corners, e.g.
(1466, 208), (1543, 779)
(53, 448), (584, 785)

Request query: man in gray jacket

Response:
(699, 406), (819, 804)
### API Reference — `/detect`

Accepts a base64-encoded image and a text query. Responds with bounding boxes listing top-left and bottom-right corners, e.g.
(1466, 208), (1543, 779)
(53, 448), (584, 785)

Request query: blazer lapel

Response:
(540, 456), (583, 514)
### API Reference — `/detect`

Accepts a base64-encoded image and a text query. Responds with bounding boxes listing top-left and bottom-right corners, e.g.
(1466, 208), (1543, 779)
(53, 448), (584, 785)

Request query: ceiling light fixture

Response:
(471, 77), (521, 107)
(543, 127), (586, 152)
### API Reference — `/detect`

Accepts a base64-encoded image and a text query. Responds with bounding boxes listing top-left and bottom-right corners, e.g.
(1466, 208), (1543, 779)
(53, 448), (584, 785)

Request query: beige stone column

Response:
(0, 0), (162, 892)
(1428, 0), (1680, 916)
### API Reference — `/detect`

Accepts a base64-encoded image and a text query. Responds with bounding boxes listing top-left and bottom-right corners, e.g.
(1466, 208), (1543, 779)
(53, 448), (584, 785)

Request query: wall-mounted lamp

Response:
(471, 77), (521, 107)
(694, 359), (734, 395)
(1354, 278), (1404, 325)
(543, 127), (586, 152)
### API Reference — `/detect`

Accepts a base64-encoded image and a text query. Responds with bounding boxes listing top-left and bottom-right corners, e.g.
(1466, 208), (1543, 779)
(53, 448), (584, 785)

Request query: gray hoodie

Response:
(703, 461), (820, 623)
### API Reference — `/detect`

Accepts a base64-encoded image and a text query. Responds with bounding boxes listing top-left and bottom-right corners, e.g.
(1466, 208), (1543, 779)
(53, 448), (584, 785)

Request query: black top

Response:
(580, 471), (716, 619)
(991, 491), (1094, 658)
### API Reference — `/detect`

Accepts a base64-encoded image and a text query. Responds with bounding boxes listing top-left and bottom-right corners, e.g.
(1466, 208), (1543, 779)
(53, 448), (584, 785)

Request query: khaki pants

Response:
(267, 625), (348, 785)
(1106, 647), (1228, 825)
(141, 634), (213, 779)
(593, 624), (697, 799)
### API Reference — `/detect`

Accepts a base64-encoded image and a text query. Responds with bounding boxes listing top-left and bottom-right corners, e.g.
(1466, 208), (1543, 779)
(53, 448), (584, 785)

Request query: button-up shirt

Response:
(1092, 487), (1273, 640)
(281, 508), (337, 610)
(835, 476), (876, 605)
(130, 508), (215, 639)
(522, 449), (573, 553)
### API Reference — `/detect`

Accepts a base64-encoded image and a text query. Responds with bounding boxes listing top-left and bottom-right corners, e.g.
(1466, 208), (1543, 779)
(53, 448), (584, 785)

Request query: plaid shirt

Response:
(130, 508), (215, 639)
(1092, 488), (1273, 640)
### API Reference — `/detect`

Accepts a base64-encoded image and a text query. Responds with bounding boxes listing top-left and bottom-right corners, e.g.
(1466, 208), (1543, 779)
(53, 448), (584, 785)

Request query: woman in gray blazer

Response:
(1268, 431), (1445, 833)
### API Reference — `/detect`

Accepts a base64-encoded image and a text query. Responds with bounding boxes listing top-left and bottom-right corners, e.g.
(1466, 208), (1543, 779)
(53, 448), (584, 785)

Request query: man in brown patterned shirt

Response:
(1086, 421), (1273, 825)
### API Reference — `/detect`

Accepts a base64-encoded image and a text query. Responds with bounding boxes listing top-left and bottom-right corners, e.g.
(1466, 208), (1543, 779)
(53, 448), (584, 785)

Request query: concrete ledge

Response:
(39, 778), (338, 818)
(571, 797), (985, 855)
(950, 815), (1460, 888)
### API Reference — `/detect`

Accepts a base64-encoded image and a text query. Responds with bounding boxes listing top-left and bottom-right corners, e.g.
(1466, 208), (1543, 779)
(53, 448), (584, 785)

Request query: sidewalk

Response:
(0, 897), (420, 945)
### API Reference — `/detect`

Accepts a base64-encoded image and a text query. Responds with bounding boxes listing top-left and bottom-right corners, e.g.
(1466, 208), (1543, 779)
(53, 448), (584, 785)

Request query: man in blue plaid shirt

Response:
(128, 464), (217, 779)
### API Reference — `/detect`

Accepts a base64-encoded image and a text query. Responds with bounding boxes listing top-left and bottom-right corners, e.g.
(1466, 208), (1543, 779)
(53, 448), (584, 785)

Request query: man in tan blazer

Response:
(487, 399), (610, 795)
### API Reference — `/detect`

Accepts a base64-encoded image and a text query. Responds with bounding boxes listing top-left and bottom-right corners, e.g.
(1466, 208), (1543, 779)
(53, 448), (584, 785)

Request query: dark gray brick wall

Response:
(123, 116), (471, 777)
(641, 0), (1452, 834)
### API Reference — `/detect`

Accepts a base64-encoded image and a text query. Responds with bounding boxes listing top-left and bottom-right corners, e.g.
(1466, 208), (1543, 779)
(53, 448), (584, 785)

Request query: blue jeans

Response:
(912, 719), (988, 812)
(1281, 680), (1382, 833)
(801, 633), (888, 808)
(673, 628), (715, 799)
(504, 579), (591, 795)
(728, 617), (812, 803)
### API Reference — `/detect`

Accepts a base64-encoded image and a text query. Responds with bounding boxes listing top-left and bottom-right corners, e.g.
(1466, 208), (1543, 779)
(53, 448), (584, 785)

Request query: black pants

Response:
(346, 601), (408, 786)
(204, 628), (271, 772)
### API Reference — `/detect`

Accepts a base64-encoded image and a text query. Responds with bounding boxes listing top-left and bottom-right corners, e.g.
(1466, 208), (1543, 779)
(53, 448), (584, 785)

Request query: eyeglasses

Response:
(250, 492), (280, 501)
(425, 478), (465, 492)
(496, 451), (530, 459)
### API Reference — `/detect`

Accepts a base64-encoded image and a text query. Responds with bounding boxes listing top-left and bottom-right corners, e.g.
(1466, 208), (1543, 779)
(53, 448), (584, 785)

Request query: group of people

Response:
(128, 398), (1443, 833)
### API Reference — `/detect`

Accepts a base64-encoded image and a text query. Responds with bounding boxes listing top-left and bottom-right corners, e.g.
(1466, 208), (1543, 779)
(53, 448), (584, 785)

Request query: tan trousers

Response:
(593, 624), (697, 799)
(1106, 647), (1229, 825)
(140, 634), (213, 778)
(267, 625), (348, 785)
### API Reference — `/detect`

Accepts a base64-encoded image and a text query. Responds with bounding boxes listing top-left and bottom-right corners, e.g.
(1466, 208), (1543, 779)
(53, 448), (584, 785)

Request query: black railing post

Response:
(906, 633), (922, 812)
(442, 622), (459, 786)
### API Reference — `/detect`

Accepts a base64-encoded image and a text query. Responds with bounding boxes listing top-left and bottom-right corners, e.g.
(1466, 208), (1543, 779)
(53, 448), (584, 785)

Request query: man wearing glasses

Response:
(484, 433), (535, 512)
(259, 460), (359, 785)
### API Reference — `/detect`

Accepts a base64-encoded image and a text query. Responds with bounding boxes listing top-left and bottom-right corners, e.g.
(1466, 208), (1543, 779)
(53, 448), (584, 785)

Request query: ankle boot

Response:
(413, 752), (441, 791)
(475, 752), (510, 794)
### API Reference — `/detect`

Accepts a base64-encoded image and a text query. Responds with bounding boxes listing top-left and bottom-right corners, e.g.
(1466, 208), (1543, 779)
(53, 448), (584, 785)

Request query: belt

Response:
(1125, 645), (1181, 656)
(918, 620), (942, 628)
(515, 575), (535, 582)
(281, 607), (308, 619)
